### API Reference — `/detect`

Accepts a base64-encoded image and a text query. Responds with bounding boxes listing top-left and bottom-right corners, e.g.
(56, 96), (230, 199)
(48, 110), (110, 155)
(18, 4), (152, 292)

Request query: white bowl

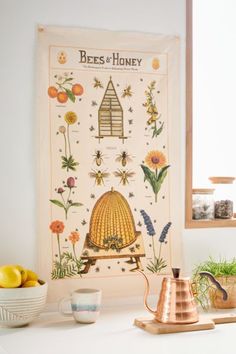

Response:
(0, 281), (48, 327)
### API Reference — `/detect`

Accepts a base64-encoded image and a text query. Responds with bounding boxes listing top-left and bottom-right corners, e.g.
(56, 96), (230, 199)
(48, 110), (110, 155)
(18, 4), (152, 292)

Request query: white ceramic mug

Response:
(59, 288), (102, 323)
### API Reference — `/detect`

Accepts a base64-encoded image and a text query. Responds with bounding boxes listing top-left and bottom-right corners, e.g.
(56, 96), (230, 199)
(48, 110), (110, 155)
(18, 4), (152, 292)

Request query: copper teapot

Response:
(138, 268), (228, 324)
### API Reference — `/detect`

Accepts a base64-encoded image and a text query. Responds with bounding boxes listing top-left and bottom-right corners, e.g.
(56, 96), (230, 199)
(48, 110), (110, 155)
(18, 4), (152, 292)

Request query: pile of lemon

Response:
(0, 265), (41, 288)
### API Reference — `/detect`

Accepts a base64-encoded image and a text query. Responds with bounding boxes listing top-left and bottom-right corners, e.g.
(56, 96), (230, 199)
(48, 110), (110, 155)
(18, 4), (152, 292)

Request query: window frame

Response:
(185, 0), (236, 228)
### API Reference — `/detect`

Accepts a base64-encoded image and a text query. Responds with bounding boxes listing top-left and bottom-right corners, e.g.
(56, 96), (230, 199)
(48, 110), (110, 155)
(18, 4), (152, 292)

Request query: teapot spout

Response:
(199, 271), (228, 301)
(136, 270), (156, 315)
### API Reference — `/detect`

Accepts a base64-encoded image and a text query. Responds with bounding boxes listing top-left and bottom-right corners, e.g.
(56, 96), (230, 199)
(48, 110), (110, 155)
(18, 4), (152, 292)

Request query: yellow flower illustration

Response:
(64, 111), (78, 125)
(145, 150), (166, 170)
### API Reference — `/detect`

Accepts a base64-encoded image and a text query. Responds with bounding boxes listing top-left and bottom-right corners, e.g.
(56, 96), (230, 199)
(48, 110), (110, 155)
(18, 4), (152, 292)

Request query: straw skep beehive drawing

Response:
(81, 188), (145, 273)
(96, 77), (127, 143)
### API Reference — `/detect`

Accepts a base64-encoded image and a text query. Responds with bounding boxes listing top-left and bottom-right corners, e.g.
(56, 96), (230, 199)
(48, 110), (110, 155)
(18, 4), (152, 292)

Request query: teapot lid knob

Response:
(172, 268), (180, 278)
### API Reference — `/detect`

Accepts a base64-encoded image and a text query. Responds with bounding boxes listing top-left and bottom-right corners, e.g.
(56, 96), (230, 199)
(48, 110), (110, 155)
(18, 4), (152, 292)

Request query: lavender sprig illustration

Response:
(140, 210), (156, 258)
(158, 222), (172, 262)
(140, 210), (172, 273)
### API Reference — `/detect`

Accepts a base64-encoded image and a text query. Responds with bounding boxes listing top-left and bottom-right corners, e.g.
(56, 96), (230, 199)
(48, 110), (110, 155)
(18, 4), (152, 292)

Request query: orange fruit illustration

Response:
(57, 92), (68, 103)
(152, 58), (160, 70)
(48, 86), (58, 98)
(72, 84), (84, 96)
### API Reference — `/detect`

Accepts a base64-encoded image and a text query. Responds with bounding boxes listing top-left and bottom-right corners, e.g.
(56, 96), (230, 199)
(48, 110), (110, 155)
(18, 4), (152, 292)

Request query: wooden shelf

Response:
(185, 218), (236, 229)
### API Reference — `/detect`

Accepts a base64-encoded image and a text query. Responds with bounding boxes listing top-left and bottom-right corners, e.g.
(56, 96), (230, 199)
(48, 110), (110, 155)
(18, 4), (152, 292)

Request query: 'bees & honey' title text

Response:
(78, 50), (142, 66)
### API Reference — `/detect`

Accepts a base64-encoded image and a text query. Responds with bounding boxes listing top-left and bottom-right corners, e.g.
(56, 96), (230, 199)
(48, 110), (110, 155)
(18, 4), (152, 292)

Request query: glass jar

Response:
(209, 177), (235, 219)
(192, 188), (215, 220)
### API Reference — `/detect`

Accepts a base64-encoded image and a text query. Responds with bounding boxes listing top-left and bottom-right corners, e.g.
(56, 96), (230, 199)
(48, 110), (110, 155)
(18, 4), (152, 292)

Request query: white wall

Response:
(0, 0), (234, 281)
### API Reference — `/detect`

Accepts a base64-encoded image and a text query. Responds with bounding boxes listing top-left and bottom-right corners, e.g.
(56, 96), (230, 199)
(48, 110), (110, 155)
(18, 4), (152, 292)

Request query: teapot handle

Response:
(199, 271), (228, 301)
(136, 270), (157, 315)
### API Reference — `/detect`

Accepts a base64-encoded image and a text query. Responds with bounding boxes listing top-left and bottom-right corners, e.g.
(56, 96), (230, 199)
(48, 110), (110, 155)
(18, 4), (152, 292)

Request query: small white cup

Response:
(59, 288), (102, 324)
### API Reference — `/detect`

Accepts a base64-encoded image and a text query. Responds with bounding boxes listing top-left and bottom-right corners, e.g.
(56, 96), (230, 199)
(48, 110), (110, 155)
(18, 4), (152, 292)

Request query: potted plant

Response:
(192, 257), (236, 310)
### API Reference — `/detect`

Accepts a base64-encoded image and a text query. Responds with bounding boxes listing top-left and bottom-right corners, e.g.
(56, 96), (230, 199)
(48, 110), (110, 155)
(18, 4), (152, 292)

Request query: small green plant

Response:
(192, 257), (236, 310)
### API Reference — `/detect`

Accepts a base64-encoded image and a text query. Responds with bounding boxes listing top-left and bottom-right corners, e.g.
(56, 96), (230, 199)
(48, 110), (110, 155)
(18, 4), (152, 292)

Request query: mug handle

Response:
(58, 297), (72, 317)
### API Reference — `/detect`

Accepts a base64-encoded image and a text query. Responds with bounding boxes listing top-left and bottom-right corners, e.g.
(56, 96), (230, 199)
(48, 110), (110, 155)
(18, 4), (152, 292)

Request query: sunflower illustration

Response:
(141, 151), (170, 202)
(145, 151), (166, 170)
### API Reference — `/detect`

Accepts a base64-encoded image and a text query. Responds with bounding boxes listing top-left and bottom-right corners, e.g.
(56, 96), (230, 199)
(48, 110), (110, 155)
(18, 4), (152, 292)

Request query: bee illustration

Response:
(128, 107), (133, 113)
(91, 100), (97, 106)
(116, 151), (132, 167)
(93, 77), (103, 89)
(90, 194), (95, 199)
(89, 169), (109, 186)
(129, 192), (134, 198)
(122, 85), (132, 98)
(89, 125), (95, 132)
(128, 119), (133, 125)
(81, 219), (87, 226)
(93, 150), (104, 166)
(137, 221), (142, 227)
(114, 169), (135, 186)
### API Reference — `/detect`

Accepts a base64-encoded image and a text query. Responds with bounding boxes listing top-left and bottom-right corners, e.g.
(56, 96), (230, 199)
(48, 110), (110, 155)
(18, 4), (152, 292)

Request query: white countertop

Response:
(0, 302), (236, 354)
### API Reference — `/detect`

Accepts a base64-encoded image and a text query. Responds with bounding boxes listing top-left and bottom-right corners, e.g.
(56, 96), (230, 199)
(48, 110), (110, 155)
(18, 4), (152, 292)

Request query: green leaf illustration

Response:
(61, 155), (79, 171)
(70, 202), (83, 207)
(51, 252), (84, 279)
(64, 78), (74, 82)
(50, 199), (65, 208)
(140, 165), (156, 186)
(141, 164), (170, 202)
(61, 156), (68, 162)
(153, 165), (170, 195)
(147, 257), (167, 273)
(65, 89), (75, 103)
(157, 165), (170, 184)
(152, 122), (164, 138)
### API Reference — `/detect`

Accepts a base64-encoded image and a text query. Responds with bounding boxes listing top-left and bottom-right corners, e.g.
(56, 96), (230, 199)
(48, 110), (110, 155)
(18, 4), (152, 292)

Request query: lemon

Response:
(15, 265), (27, 285)
(26, 269), (38, 282)
(0, 265), (22, 288)
(22, 280), (40, 288)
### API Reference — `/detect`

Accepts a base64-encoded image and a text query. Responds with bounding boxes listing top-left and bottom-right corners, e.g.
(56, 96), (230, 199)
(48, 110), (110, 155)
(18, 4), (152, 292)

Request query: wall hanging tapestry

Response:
(37, 26), (182, 300)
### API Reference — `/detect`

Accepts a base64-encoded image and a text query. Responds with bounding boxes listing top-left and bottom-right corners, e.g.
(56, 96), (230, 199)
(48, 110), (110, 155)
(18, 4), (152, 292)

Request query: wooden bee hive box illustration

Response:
(81, 188), (145, 273)
(96, 77), (127, 142)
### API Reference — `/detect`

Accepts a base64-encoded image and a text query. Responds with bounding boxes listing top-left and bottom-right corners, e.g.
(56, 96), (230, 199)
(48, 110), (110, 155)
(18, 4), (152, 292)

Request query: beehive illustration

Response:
(96, 77), (127, 142)
(89, 188), (137, 249)
(81, 188), (145, 273)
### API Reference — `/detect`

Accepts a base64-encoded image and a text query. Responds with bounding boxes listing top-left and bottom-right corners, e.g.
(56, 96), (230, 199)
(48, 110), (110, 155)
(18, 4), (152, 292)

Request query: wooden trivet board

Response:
(134, 318), (214, 334)
(134, 311), (236, 334)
